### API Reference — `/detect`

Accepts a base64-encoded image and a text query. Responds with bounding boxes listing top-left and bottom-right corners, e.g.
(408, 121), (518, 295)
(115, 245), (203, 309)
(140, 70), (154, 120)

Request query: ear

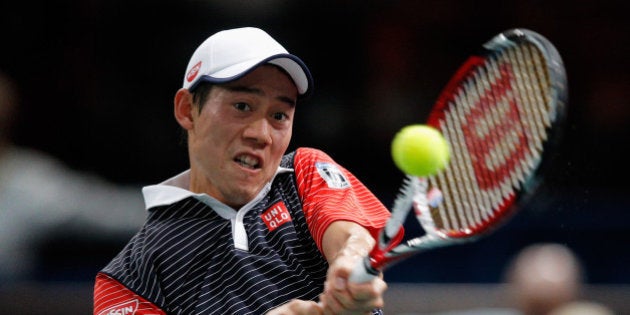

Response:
(174, 88), (195, 130)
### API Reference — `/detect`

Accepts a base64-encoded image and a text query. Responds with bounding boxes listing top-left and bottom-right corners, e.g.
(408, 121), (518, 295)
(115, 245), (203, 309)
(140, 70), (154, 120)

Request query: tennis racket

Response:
(349, 28), (568, 282)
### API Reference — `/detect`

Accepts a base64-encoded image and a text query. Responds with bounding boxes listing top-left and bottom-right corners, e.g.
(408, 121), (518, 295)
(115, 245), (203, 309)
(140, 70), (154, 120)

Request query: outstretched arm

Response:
(319, 220), (387, 314)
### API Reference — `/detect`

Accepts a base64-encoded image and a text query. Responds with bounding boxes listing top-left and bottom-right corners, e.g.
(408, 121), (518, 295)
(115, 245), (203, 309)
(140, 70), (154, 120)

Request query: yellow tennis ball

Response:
(391, 124), (450, 176)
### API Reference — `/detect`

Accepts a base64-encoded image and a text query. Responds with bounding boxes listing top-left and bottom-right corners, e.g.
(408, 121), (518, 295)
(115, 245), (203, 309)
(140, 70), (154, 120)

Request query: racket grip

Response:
(348, 256), (379, 283)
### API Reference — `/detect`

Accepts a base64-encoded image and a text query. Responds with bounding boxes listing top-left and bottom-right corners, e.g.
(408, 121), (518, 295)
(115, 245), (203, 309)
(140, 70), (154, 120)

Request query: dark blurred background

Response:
(0, 0), (628, 313)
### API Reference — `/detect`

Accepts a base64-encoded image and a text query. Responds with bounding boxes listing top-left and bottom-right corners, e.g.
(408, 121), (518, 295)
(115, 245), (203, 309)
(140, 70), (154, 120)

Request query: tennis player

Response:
(93, 27), (391, 315)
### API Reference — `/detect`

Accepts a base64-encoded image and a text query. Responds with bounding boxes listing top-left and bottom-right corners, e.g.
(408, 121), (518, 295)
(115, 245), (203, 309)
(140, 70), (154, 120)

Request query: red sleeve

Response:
(294, 147), (390, 254)
(94, 272), (166, 315)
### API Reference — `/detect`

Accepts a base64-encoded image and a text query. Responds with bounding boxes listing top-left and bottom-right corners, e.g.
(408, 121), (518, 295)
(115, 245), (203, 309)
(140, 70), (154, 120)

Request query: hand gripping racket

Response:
(349, 28), (568, 282)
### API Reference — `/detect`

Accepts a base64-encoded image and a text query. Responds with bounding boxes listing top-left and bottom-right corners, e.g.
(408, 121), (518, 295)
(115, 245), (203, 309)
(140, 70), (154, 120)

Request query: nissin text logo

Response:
(98, 299), (138, 315)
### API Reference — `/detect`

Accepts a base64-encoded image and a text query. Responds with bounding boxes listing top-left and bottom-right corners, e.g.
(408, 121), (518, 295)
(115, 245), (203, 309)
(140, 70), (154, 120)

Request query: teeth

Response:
(235, 155), (260, 169)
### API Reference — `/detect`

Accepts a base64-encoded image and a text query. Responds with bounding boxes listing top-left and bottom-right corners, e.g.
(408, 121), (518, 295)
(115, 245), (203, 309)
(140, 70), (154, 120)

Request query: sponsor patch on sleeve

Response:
(98, 299), (138, 315)
(315, 162), (350, 189)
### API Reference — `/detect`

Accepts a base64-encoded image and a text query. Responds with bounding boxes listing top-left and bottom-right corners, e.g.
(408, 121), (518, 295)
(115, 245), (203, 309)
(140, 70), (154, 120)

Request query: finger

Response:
(320, 285), (345, 314)
(347, 277), (388, 302)
(298, 300), (323, 315)
(325, 284), (377, 314)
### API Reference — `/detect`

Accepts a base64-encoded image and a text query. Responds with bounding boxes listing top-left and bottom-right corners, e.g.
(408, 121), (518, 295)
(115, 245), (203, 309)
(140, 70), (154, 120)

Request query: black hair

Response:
(190, 81), (215, 113)
(178, 82), (214, 145)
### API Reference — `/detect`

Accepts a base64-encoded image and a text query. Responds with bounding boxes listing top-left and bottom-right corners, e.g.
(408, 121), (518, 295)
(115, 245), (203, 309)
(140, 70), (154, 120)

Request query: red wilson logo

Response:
(461, 63), (529, 190)
(98, 299), (138, 315)
(186, 61), (202, 83)
(261, 202), (292, 232)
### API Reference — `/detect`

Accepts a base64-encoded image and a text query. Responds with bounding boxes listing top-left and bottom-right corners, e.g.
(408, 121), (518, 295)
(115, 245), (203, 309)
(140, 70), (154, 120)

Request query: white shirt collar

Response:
(141, 167), (293, 211)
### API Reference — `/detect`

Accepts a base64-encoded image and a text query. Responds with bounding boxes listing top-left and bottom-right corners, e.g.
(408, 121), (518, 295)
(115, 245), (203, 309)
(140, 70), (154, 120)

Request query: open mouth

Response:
(235, 154), (261, 170)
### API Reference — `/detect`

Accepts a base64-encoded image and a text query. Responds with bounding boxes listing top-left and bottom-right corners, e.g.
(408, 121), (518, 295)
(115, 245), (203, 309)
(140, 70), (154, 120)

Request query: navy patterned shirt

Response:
(94, 148), (389, 315)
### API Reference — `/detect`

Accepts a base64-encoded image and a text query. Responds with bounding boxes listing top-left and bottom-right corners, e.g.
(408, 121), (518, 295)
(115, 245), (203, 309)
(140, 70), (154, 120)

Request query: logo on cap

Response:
(186, 61), (202, 83)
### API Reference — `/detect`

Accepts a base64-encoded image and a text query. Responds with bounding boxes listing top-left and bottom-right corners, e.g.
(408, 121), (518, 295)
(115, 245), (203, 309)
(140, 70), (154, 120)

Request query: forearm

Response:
(320, 220), (386, 314)
(322, 220), (375, 263)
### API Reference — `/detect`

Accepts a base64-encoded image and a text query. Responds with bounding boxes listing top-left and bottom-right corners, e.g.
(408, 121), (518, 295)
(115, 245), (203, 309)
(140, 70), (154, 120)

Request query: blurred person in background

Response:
(0, 69), (146, 286)
(425, 243), (614, 315)
(504, 243), (585, 315)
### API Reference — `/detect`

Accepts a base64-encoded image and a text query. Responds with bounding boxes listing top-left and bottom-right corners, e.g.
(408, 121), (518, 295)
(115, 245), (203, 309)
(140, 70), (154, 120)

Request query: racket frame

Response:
(349, 28), (568, 283)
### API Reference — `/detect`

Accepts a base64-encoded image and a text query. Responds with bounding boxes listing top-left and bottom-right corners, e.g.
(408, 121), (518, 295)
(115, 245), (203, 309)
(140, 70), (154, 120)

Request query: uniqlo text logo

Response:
(261, 202), (292, 232)
(98, 299), (138, 315)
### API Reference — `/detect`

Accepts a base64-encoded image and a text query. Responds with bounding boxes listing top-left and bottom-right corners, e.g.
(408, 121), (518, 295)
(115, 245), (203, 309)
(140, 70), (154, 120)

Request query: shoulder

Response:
(281, 147), (332, 169)
(289, 147), (337, 168)
(288, 147), (347, 179)
(295, 147), (333, 159)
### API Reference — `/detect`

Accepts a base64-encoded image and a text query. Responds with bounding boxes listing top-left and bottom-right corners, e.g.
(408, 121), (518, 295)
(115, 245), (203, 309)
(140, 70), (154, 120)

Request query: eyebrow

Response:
(224, 85), (296, 107)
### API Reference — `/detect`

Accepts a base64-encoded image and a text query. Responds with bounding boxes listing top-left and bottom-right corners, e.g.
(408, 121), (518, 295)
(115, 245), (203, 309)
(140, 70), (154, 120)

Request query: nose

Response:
(243, 117), (272, 146)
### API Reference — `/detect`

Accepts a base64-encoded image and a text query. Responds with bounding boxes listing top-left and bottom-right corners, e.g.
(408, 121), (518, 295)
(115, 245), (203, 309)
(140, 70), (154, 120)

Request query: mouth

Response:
(234, 154), (261, 170)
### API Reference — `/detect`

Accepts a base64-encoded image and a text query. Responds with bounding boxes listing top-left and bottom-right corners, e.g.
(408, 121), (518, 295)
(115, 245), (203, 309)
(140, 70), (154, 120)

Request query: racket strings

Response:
(429, 42), (554, 236)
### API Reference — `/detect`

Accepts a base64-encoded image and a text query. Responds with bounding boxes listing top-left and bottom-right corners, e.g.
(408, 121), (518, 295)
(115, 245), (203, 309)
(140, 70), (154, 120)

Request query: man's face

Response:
(187, 65), (298, 208)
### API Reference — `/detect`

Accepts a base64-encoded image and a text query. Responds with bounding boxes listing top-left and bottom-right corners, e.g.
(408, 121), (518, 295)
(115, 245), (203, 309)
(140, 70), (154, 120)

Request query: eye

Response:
(272, 112), (289, 121)
(233, 102), (251, 112)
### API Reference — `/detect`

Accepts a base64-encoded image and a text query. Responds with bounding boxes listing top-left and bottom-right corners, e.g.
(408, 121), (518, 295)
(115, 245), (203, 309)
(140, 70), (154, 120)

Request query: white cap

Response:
(183, 27), (313, 97)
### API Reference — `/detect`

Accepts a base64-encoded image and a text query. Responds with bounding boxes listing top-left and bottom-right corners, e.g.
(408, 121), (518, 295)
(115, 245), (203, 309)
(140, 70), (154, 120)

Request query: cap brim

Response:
(189, 54), (313, 98)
